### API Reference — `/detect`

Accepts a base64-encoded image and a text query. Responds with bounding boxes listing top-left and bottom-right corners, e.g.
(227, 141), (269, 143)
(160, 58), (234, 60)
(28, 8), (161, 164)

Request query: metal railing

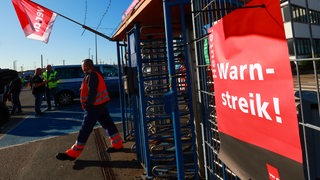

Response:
(191, 0), (320, 179)
(292, 58), (320, 180)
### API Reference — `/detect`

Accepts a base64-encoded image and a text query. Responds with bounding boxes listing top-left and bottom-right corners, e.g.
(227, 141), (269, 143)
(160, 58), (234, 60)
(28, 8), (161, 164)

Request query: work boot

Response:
(107, 133), (123, 153)
(56, 143), (85, 160)
(56, 152), (76, 161)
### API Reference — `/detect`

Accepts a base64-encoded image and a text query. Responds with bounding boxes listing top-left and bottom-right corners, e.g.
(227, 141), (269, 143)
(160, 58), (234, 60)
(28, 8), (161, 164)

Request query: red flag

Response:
(12, 0), (57, 43)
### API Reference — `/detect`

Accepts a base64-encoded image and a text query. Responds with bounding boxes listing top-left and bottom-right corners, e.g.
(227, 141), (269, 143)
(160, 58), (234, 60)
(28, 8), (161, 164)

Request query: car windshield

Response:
(54, 66), (84, 79)
(102, 66), (118, 77)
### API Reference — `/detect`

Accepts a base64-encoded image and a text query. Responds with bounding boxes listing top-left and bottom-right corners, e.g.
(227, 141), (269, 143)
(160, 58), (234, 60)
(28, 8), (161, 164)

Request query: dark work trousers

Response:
(33, 93), (44, 115)
(45, 87), (58, 108)
(11, 92), (21, 113)
(77, 104), (119, 144)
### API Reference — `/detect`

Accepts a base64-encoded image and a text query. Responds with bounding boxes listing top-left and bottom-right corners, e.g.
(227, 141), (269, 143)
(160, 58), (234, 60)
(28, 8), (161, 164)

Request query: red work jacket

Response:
(80, 71), (110, 109)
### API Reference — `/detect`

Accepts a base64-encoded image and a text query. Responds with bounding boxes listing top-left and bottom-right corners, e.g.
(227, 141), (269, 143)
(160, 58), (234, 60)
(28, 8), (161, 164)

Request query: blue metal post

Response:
(133, 23), (153, 178)
(179, 2), (199, 179)
(126, 30), (142, 164)
(116, 41), (126, 140)
(163, 1), (185, 179)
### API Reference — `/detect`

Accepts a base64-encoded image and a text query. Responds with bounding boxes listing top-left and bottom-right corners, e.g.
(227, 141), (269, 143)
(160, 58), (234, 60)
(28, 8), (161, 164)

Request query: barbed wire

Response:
(96, 0), (112, 30)
(81, 0), (88, 36)
(81, 0), (111, 36)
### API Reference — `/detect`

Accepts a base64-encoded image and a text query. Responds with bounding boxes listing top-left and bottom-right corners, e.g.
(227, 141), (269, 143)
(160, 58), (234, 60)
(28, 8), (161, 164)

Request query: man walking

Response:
(43, 65), (59, 110)
(56, 59), (123, 160)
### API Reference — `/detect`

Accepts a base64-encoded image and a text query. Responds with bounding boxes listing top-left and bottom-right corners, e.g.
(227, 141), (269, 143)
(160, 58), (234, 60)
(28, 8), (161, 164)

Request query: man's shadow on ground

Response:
(72, 148), (141, 170)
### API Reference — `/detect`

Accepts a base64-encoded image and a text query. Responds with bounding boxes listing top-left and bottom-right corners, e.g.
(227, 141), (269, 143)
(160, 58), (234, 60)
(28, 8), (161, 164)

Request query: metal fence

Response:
(191, 1), (243, 179)
(191, 0), (320, 179)
(115, 0), (320, 179)
(292, 58), (320, 180)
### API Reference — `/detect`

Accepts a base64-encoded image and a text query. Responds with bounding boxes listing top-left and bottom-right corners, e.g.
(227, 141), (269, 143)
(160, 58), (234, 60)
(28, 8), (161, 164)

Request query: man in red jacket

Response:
(56, 59), (123, 160)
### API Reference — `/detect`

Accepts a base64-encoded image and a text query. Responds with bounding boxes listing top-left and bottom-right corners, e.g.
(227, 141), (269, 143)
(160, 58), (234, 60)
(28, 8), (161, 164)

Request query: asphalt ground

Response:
(0, 87), (144, 180)
(0, 88), (123, 148)
(0, 102), (124, 148)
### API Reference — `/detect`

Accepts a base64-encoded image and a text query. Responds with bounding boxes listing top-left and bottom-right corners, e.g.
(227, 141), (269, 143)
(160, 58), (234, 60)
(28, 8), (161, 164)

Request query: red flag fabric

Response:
(12, 0), (57, 43)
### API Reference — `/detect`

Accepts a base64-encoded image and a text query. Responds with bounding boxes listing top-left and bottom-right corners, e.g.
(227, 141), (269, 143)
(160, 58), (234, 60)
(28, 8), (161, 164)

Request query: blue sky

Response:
(0, 0), (132, 71)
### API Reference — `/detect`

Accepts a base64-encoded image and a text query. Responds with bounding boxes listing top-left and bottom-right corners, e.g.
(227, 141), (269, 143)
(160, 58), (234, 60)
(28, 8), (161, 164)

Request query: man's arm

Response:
(85, 72), (98, 108)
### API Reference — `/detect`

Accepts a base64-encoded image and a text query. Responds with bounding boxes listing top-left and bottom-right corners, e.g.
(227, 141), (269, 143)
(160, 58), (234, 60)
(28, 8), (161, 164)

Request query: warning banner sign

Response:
(207, 0), (304, 179)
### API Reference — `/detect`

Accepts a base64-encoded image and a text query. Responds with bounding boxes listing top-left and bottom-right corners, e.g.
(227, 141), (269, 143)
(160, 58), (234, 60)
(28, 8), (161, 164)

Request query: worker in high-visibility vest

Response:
(56, 59), (123, 160)
(43, 65), (59, 110)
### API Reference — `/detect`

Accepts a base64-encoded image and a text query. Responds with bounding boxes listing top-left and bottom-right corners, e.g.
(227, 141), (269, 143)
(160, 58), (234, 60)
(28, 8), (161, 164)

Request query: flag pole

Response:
(30, 1), (113, 41)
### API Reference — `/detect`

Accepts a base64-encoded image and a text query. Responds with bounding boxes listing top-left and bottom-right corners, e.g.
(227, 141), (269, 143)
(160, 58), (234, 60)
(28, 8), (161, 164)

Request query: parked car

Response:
(0, 69), (18, 124)
(52, 64), (120, 105)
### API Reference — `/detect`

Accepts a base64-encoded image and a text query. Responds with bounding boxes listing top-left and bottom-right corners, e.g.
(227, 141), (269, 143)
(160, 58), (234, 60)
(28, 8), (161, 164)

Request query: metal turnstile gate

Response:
(118, 22), (198, 179)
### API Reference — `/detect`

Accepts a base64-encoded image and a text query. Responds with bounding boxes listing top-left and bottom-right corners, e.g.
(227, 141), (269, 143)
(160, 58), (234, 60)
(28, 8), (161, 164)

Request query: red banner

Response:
(123, 0), (139, 19)
(12, 0), (57, 43)
(208, 0), (303, 177)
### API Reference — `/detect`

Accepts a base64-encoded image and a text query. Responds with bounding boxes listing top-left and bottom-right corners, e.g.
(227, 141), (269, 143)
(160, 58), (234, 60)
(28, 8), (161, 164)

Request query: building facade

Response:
(281, 0), (320, 58)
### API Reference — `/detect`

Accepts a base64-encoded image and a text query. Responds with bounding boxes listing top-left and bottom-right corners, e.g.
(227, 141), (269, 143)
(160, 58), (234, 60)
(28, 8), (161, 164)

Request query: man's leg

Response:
(77, 108), (99, 143)
(15, 92), (22, 112)
(34, 93), (42, 115)
(11, 94), (16, 114)
(99, 106), (123, 152)
(56, 108), (98, 160)
(45, 88), (51, 109)
(52, 88), (59, 107)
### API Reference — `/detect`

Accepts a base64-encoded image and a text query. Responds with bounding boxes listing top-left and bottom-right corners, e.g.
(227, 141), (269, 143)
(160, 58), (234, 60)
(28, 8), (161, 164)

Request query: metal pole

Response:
(200, 123), (208, 180)
(41, 55), (43, 69)
(95, 34), (98, 64)
(163, 1), (184, 179)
